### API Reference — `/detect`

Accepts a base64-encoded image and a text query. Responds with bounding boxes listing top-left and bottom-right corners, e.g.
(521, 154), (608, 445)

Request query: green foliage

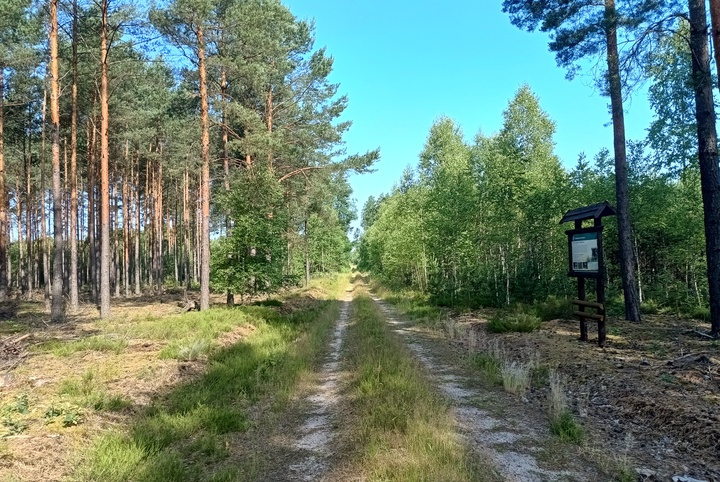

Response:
(533, 296), (573, 321)
(359, 87), (572, 308)
(487, 313), (542, 333)
(358, 82), (711, 319)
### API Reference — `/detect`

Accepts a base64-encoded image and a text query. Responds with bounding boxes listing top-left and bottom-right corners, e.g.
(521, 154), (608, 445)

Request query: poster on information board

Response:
(571, 231), (599, 273)
(565, 226), (604, 278)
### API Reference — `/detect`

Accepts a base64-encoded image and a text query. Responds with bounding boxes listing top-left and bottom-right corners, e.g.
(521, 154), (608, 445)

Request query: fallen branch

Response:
(0, 333), (30, 347)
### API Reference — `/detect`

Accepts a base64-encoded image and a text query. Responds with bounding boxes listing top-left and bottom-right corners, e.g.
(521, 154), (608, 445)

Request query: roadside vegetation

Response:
(370, 278), (720, 480)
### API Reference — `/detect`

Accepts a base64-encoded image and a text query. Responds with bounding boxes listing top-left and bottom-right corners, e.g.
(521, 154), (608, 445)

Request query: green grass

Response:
(487, 313), (541, 333)
(74, 297), (341, 482)
(343, 295), (497, 481)
(35, 336), (128, 357)
(549, 411), (583, 443)
(470, 353), (502, 385)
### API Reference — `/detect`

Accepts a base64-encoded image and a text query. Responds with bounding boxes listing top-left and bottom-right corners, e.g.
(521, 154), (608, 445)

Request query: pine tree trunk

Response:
(123, 145), (129, 297)
(134, 155), (141, 295)
(183, 167), (191, 289)
(25, 118), (33, 298)
(0, 64), (6, 302)
(40, 89), (50, 312)
(689, 0), (720, 337)
(88, 118), (97, 303)
(221, 68), (234, 306)
(709, 0), (720, 92)
(155, 150), (163, 292)
(50, 0), (65, 321)
(198, 25), (211, 310)
(305, 219), (310, 287)
(69, 0), (79, 311)
(63, 141), (68, 291)
(145, 155), (151, 288)
(16, 178), (22, 293)
(114, 177), (120, 298)
(99, 0), (111, 318)
(604, 0), (641, 322)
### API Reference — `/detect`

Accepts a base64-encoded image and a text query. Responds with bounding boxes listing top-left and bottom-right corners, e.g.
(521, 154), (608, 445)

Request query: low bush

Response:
(533, 296), (573, 321)
(640, 299), (660, 315)
(487, 313), (541, 333)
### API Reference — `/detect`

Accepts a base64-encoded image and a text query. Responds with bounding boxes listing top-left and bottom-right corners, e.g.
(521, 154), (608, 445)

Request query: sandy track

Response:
(264, 295), (351, 481)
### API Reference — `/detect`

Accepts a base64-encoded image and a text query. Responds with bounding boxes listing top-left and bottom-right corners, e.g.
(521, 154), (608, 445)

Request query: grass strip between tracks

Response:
(343, 294), (498, 482)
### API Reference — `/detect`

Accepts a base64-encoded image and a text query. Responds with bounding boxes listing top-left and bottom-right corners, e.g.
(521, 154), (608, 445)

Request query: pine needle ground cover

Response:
(0, 276), (345, 482)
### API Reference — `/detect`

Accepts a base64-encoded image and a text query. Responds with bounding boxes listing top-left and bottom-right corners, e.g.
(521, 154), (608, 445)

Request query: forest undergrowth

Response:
(0, 274), (348, 481)
(371, 280), (720, 481)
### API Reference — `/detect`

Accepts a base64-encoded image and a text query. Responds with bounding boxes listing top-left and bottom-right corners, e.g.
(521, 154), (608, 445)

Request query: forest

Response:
(0, 0), (377, 321)
(358, 2), (720, 339)
(3, 0), (720, 480)
(0, 0), (719, 342)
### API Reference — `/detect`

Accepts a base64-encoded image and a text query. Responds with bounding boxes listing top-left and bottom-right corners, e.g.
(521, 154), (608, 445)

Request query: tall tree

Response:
(99, 0), (111, 318)
(0, 0), (36, 302)
(151, 0), (214, 310)
(501, 0), (658, 321)
(68, 0), (79, 312)
(49, 0), (64, 321)
(688, 0), (720, 336)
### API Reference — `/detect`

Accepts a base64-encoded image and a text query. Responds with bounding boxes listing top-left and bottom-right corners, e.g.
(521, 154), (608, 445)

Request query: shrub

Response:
(533, 296), (573, 321)
(488, 313), (541, 333)
(640, 299), (660, 315)
(689, 306), (710, 321)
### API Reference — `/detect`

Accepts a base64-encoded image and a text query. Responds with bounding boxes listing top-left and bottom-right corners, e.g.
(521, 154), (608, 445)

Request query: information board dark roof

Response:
(560, 201), (617, 224)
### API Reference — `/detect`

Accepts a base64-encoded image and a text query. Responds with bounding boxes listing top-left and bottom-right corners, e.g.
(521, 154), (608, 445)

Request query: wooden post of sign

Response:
(595, 217), (606, 347)
(575, 219), (588, 341)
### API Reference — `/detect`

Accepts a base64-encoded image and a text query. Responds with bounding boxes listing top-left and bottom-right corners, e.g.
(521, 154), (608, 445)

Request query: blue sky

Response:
(282, 0), (654, 230)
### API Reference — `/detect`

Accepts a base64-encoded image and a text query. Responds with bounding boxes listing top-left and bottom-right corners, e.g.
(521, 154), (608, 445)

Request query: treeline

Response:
(357, 85), (707, 318)
(0, 0), (375, 319)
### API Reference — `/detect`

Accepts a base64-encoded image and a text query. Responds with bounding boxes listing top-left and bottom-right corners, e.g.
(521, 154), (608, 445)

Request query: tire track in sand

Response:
(273, 293), (351, 481)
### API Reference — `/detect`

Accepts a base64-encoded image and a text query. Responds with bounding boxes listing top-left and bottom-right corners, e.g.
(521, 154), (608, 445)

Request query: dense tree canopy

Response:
(0, 0), (374, 317)
(358, 85), (712, 328)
